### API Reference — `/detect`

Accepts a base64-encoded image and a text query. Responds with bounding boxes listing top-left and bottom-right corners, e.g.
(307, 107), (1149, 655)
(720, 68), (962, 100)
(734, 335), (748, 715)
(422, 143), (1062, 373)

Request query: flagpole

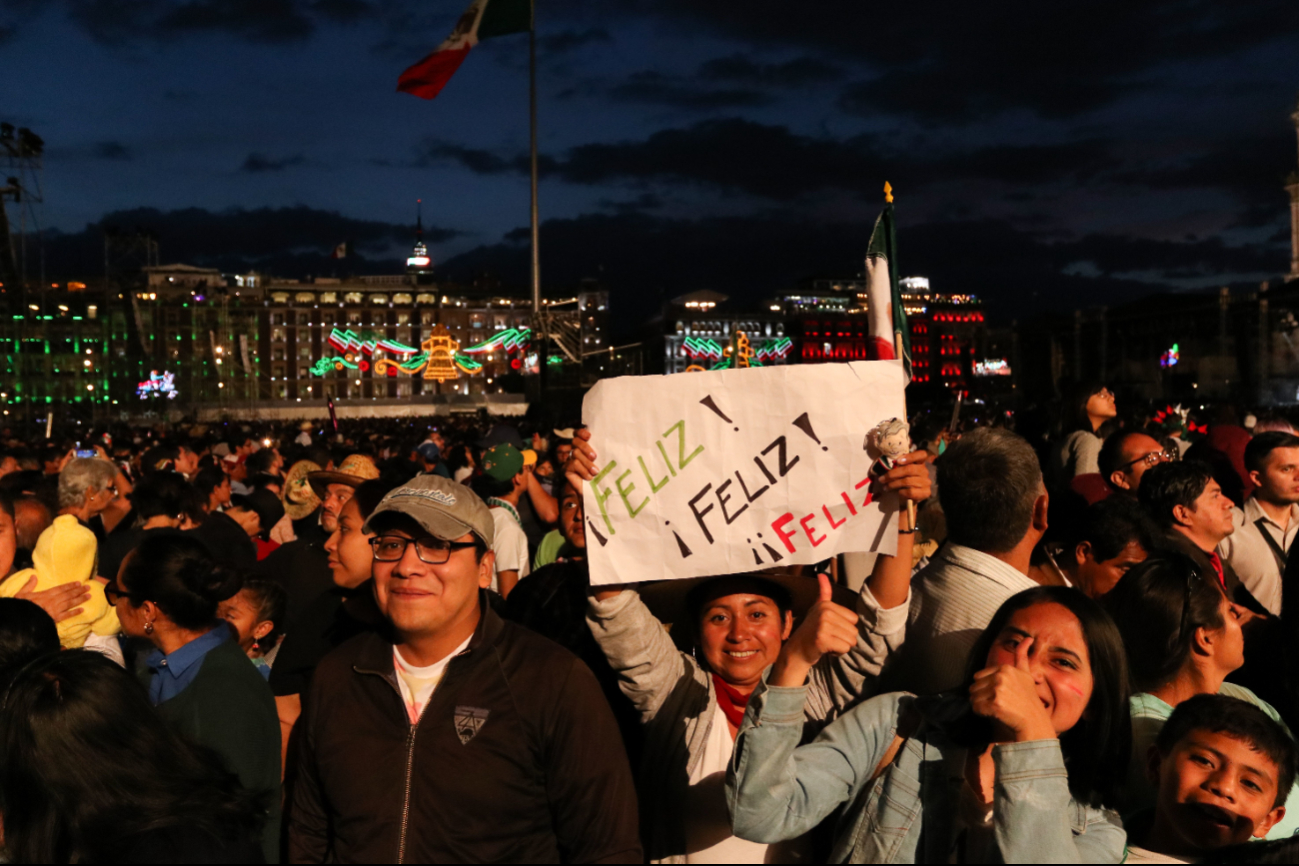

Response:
(528, 0), (545, 394)
(528, 0), (540, 326)
(885, 180), (916, 532)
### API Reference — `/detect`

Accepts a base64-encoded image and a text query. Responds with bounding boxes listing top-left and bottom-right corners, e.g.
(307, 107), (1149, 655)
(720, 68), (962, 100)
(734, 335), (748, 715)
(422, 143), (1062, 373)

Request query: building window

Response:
(299, 346), (312, 359)
(393, 293), (413, 305)
(345, 292), (363, 305)
(271, 292), (290, 304)
(371, 295), (389, 305)
(299, 366), (308, 379)
(421, 311), (435, 325)
(416, 293), (437, 305)
(272, 328), (286, 342)
(396, 311), (410, 325)
(320, 292), (337, 304)
(272, 313), (284, 326)
(273, 348), (286, 361)
(295, 292), (315, 304)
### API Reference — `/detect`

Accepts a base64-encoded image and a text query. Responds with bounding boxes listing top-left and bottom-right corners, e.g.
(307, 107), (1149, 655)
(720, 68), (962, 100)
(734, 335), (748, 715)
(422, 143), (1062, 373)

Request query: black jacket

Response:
(288, 595), (641, 864)
(255, 536), (332, 628)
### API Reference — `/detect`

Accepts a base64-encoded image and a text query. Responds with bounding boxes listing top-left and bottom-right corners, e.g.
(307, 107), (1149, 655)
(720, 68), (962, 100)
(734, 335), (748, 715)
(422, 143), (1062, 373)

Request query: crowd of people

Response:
(0, 391), (1296, 863)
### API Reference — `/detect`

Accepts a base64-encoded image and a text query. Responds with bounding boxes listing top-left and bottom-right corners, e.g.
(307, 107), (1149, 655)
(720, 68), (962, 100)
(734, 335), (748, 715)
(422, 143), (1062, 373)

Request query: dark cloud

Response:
(606, 72), (771, 110)
(426, 119), (1119, 201)
(697, 54), (843, 87)
(157, 0), (314, 42)
(58, 0), (380, 45)
(1116, 132), (1296, 201)
(41, 205), (459, 279)
(597, 192), (663, 213)
(309, 0), (375, 24)
(539, 27), (611, 55)
(92, 140), (131, 160)
(580, 53), (838, 111)
(549, 120), (868, 198)
(415, 141), (518, 174)
(637, 1), (1299, 123)
(440, 207), (1284, 332)
(240, 152), (306, 173)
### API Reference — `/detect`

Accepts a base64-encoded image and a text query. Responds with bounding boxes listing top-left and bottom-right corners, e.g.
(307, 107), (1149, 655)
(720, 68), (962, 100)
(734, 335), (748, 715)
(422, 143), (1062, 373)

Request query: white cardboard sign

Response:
(582, 360), (907, 585)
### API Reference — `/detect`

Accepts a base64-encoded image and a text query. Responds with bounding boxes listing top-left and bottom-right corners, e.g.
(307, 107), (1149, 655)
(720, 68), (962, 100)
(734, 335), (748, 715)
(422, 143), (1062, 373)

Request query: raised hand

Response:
(769, 574), (859, 687)
(565, 427), (597, 486)
(968, 637), (1057, 742)
(875, 451), (931, 503)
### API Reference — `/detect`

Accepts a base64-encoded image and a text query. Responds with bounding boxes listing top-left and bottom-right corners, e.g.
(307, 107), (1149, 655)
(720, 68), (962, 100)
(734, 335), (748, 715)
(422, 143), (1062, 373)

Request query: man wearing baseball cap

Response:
(288, 475), (641, 863)
(472, 443), (532, 598)
(414, 441), (451, 478)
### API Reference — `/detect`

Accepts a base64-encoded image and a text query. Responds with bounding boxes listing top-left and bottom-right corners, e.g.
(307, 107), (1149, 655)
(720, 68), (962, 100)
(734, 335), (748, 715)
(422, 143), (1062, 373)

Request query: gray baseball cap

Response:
(364, 474), (494, 547)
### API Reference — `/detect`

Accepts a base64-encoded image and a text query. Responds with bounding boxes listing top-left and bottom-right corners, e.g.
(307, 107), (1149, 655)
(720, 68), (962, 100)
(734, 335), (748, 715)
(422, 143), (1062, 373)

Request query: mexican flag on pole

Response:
(865, 188), (912, 382)
(398, 0), (532, 100)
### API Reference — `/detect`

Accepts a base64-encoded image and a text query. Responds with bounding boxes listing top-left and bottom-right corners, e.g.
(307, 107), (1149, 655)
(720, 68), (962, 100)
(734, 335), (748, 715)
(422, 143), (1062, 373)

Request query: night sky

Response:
(5, 1), (1299, 330)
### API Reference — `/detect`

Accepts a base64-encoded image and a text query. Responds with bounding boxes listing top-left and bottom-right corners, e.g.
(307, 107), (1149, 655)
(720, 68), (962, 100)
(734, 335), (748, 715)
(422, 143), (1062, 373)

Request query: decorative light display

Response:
(137, 370), (178, 400)
(461, 327), (532, 354)
(683, 334), (791, 368)
(973, 358), (1012, 377)
(1160, 343), (1180, 369)
(327, 328), (420, 357)
(753, 337), (793, 363)
(310, 324), (534, 383)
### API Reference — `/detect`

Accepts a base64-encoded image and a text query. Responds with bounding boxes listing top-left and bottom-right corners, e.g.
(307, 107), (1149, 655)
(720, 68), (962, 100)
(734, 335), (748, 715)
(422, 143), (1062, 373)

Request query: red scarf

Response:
(712, 674), (753, 730)
(1207, 551), (1227, 589)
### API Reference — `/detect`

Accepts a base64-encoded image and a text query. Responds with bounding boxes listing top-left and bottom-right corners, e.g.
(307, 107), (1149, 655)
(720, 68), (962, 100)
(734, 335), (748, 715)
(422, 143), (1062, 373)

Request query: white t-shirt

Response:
(489, 506), (531, 593)
(683, 701), (808, 863)
(393, 634), (472, 724)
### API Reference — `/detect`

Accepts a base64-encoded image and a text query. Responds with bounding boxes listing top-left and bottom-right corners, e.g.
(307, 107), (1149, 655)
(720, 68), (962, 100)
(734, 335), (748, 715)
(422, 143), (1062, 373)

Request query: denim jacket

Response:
(728, 687), (1126, 863)
(587, 585), (908, 863)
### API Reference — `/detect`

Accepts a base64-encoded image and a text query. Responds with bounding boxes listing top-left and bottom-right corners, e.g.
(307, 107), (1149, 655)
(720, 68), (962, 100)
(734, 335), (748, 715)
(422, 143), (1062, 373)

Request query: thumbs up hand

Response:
(769, 573), (860, 688)
(968, 637), (1057, 742)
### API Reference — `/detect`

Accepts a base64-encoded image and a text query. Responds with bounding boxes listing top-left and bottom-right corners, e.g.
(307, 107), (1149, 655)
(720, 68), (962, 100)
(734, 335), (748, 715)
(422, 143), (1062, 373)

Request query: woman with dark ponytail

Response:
(107, 533), (281, 862)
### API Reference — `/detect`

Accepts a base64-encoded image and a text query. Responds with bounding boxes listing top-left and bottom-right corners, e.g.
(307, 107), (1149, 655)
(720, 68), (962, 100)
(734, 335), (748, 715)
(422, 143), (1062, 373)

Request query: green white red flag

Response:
(398, 0), (532, 100)
(865, 195), (912, 382)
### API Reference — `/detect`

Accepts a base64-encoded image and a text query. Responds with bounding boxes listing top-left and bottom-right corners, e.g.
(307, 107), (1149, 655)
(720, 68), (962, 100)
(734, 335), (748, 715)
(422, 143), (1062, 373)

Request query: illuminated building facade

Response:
(653, 291), (792, 375)
(778, 275), (988, 389)
(0, 262), (608, 421)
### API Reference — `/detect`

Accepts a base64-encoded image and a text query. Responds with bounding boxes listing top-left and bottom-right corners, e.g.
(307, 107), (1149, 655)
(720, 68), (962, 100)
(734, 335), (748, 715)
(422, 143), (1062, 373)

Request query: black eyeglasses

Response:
(103, 580), (124, 606)
(1120, 448), (1178, 471)
(369, 535), (479, 564)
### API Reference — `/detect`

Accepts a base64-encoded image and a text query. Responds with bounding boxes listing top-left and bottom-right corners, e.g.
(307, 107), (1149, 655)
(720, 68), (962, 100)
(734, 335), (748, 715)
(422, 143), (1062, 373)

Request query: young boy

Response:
(1127, 694), (1296, 863)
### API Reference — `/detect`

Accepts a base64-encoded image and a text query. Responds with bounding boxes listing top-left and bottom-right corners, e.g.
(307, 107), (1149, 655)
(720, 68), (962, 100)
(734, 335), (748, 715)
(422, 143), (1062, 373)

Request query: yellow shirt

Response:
(0, 515), (119, 648)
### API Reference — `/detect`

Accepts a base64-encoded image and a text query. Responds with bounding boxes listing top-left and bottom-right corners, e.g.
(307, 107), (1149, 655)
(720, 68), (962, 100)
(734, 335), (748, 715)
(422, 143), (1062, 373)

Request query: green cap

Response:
(481, 443), (524, 482)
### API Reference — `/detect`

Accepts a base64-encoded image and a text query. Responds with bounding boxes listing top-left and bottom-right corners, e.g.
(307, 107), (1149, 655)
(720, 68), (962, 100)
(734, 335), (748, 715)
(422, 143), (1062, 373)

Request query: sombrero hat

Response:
(634, 566), (858, 648)
(282, 460), (322, 521)
(307, 454), (380, 498)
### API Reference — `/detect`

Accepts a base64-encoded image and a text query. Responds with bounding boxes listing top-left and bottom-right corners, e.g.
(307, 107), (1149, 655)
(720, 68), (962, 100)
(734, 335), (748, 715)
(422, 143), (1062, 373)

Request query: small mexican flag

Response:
(865, 185), (912, 381)
(398, 0), (532, 100)
(331, 241), (350, 259)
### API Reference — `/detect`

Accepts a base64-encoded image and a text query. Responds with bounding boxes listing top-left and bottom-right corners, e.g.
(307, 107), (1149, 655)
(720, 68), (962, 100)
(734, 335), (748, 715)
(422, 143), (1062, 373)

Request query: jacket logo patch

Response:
(454, 706), (489, 744)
